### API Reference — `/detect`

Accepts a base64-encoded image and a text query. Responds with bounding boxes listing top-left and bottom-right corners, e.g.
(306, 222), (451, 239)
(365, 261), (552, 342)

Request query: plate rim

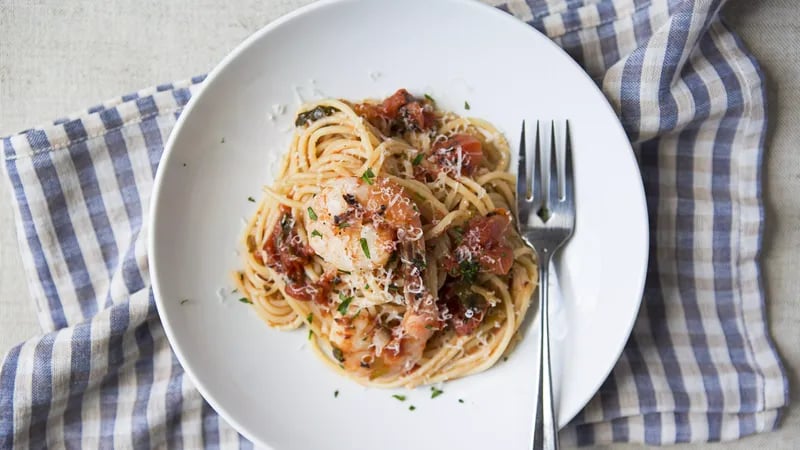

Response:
(147, 0), (650, 447)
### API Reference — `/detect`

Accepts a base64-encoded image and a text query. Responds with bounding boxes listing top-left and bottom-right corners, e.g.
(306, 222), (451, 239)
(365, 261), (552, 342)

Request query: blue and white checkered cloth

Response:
(0, 0), (789, 448)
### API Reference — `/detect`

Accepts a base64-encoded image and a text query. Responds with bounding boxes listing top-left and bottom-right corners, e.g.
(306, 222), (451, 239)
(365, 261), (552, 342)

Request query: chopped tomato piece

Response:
(400, 101), (435, 131)
(429, 133), (484, 176)
(262, 206), (333, 302)
(284, 271), (335, 304)
(353, 88), (436, 133)
(444, 209), (514, 277)
(380, 89), (412, 118)
(440, 283), (489, 336)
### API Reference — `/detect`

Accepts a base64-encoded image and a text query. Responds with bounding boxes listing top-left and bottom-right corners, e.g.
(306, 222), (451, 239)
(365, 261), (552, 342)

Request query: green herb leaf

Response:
(311, 230), (322, 238)
(338, 269), (351, 275)
(464, 101), (471, 110)
(409, 405), (416, 411)
(412, 153), (425, 166)
(392, 394), (407, 401)
(352, 308), (362, 319)
(239, 297), (253, 304)
(307, 207), (318, 221)
(332, 345), (345, 362)
(296, 105), (338, 127)
(431, 386), (444, 399)
(308, 329), (313, 340)
(334, 390), (339, 398)
(360, 238), (371, 259)
(180, 299), (190, 305)
(306, 312), (313, 324)
(220, 137), (226, 143)
(364, 284), (370, 290)
(424, 93), (435, 103)
(458, 260), (480, 283)
(247, 196), (255, 203)
(458, 398), (465, 404)
(452, 226), (464, 244)
(337, 222), (350, 229)
(337, 293), (353, 315)
(361, 167), (376, 185)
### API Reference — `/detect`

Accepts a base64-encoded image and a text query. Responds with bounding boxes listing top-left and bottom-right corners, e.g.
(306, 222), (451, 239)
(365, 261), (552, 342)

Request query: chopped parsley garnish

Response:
(364, 284), (370, 290)
(424, 324), (435, 330)
(360, 238), (371, 259)
(431, 386), (444, 399)
(231, 288), (238, 293)
(337, 222), (350, 229)
(334, 390), (339, 398)
(332, 345), (345, 362)
(247, 196), (255, 203)
(306, 312), (313, 324)
(464, 101), (471, 110)
(180, 299), (190, 305)
(338, 269), (351, 275)
(311, 230), (322, 238)
(452, 226), (464, 244)
(409, 405), (416, 411)
(308, 329), (313, 340)
(296, 105), (338, 126)
(503, 356), (509, 362)
(458, 399), (465, 404)
(238, 297), (253, 304)
(307, 207), (318, 221)
(424, 93), (435, 103)
(387, 284), (399, 293)
(458, 260), (480, 283)
(361, 167), (376, 185)
(337, 293), (353, 315)
(412, 153), (424, 166)
(352, 308), (362, 319)
(220, 137), (226, 143)
(392, 394), (407, 401)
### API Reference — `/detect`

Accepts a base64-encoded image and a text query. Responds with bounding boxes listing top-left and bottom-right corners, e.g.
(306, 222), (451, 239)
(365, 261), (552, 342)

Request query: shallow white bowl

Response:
(149, 0), (649, 448)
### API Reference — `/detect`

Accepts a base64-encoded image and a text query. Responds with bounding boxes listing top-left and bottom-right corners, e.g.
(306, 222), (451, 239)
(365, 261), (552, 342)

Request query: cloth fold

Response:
(0, 0), (788, 448)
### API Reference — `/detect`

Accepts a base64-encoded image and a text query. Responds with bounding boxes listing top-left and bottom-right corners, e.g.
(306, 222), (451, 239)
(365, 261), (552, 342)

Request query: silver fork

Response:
(517, 120), (575, 450)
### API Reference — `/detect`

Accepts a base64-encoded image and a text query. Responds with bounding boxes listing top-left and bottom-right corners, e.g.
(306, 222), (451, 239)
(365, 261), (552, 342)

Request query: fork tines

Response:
(516, 120), (574, 231)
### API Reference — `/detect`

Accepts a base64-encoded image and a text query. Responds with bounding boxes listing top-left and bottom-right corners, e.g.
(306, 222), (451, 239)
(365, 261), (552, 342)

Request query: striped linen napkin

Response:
(0, 0), (789, 448)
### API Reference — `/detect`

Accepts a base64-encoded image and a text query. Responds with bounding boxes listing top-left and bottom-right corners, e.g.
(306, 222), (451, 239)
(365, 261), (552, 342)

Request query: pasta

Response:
(234, 89), (537, 388)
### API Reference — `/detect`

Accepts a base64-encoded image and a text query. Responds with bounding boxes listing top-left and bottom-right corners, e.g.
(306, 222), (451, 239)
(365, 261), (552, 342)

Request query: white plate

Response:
(148, 0), (648, 449)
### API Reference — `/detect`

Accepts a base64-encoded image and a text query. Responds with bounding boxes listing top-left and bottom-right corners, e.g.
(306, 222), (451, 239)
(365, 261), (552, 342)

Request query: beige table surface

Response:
(0, 0), (796, 448)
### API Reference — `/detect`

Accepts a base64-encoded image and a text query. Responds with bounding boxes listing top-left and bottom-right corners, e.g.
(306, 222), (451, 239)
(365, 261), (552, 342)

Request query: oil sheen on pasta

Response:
(235, 89), (537, 388)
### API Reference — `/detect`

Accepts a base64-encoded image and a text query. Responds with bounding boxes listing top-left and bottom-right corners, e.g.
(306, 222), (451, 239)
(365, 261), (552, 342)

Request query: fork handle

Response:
(532, 251), (559, 450)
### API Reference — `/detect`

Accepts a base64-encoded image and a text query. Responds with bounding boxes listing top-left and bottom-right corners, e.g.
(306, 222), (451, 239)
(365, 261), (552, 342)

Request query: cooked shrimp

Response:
(308, 176), (442, 377)
(306, 176), (423, 272)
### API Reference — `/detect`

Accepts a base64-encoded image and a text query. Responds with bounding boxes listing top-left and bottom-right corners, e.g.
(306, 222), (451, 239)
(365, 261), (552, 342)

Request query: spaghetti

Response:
(235, 89), (537, 388)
